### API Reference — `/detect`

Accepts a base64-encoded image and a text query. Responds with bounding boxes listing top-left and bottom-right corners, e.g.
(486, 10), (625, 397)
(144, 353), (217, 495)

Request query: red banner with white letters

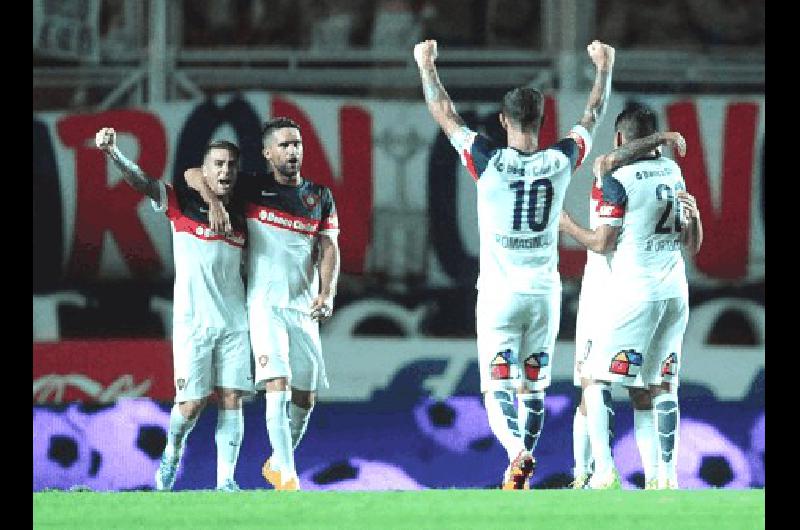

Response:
(32, 91), (764, 288)
(33, 341), (174, 403)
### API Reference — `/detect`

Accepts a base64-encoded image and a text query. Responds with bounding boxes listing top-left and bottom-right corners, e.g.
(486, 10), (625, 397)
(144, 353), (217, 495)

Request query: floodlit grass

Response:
(33, 488), (765, 530)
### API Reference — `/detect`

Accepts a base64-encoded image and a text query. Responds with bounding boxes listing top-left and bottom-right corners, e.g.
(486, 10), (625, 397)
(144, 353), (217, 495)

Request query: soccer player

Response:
(413, 38), (614, 489)
(566, 125), (688, 489)
(559, 104), (703, 489)
(94, 128), (253, 492)
(185, 117), (340, 491)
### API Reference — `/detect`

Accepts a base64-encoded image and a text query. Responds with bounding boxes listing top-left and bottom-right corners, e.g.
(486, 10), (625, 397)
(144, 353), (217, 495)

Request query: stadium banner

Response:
(33, 340), (174, 403)
(33, 334), (764, 490)
(33, 337), (763, 405)
(33, 91), (764, 289)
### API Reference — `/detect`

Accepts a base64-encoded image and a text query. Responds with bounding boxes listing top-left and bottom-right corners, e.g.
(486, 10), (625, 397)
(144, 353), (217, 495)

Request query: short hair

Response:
(501, 87), (545, 131)
(614, 103), (658, 141)
(262, 117), (301, 146)
(203, 139), (240, 162)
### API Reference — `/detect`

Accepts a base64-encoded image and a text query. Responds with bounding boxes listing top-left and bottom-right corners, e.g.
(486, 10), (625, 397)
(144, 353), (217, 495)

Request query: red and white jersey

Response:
(596, 154), (688, 301)
(449, 124), (592, 294)
(240, 173), (339, 312)
(152, 181), (248, 330)
(582, 176), (612, 287)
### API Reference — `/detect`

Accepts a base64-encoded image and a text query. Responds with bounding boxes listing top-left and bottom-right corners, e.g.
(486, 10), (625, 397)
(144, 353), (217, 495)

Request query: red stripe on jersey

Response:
(597, 201), (625, 219)
(591, 183), (603, 201)
(463, 149), (479, 181)
(247, 204), (321, 235)
(172, 215), (246, 248)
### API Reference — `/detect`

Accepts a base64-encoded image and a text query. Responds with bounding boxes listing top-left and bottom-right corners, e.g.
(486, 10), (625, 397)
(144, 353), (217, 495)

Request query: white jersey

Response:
(450, 124), (592, 294)
(240, 173), (339, 312)
(597, 154), (689, 301)
(152, 182), (248, 330)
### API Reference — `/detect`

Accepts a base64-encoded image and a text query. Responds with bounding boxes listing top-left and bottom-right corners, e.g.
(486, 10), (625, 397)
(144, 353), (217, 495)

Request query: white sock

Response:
(634, 408), (658, 484)
(573, 406), (592, 477)
(517, 391), (545, 454)
(288, 402), (313, 450)
(215, 408), (243, 487)
(163, 404), (198, 463)
(484, 390), (525, 461)
(653, 393), (680, 484)
(584, 383), (614, 478)
(265, 390), (296, 479)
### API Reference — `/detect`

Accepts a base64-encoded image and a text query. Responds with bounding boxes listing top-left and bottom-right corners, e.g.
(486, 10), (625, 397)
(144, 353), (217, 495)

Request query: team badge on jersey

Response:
(661, 352), (678, 376)
(302, 192), (320, 209)
(176, 378), (186, 391)
(609, 349), (642, 377)
(524, 352), (550, 381)
(258, 355), (269, 368)
(490, 349), (513, 380)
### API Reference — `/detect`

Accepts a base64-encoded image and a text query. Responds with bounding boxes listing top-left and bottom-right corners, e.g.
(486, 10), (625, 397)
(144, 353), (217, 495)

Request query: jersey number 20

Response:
(510, 179), (553, 231)
(654, 183), (685, 234)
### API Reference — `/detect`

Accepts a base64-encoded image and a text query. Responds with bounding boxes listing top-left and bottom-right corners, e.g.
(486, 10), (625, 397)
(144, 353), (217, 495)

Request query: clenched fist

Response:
(587, 40), (615, 71)
(413, 39), (438, 68)
(95, 127), (117, 152)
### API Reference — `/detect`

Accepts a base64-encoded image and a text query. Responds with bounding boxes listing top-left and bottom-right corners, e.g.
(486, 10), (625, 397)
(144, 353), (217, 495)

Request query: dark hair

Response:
(204, 139), (240, 161)
(501, 87), (545, 131)
(614, 103), (658, 141)
(262, 117), (301, 146)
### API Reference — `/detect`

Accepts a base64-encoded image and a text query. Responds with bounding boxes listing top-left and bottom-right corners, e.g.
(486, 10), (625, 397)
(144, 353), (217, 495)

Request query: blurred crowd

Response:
(178, 0), (765, 51)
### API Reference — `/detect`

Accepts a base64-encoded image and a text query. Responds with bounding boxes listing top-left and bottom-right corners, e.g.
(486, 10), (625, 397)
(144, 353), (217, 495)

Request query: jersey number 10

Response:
(510, 179), (553, 232)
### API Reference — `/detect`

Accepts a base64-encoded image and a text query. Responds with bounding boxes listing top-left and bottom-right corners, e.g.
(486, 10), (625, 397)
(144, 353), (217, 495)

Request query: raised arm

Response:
(183, 167), (232, 235)
(310, 234), (340, 322)
(559, 211), (619, 254)
(95, 128), (160, 201)
(677, 190), (703, 255)
(578, 40), (615, 135)
(414, 39), (466, 138)
(593, 132), (686, 178)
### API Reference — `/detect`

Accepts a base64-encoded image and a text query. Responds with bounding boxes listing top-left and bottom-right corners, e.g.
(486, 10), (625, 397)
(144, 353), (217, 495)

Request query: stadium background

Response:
(33, 0), (764, 492)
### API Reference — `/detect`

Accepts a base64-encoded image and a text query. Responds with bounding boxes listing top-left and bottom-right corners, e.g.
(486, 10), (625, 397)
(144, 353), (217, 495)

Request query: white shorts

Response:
(584, 296), (687, 388)
(573, 279), (605, 387)
(172, 325), (255, 402)
(476, 288), (560, 393)
(248, 305), (329, 392)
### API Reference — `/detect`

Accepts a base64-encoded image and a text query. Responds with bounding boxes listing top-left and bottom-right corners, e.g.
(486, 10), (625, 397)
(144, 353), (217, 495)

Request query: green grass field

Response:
(34, 489), (765, 530)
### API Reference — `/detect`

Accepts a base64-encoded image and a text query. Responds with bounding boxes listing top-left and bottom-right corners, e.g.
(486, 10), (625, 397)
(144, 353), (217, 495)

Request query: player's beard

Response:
(277, 159), (301, 180)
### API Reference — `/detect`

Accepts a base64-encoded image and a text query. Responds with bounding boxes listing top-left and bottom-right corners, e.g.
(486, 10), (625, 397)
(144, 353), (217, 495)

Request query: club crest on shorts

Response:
(490, 349), (513, 380)
(176, 378), (186, 391)
(524, 352), (550, 381)
(661, 352), (678, 376)
(609, 349), (642, 377)
(258, 355), (269, 368)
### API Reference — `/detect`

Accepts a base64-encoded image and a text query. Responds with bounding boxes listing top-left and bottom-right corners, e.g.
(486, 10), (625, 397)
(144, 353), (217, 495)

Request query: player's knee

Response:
(264, 377), (289, 392)
(178, 399), (206, 420)
(628, 387), (652, 410)
(217, 388), (243, 409)
(649, 381), (673, 398)
(291, 388), (315, 409)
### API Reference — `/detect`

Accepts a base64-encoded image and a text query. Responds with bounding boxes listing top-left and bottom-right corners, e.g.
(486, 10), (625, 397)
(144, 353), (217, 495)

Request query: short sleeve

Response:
(597, 174), (627, 227)
(552, 124), (593, 170)
(448, 126), (498, 181)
